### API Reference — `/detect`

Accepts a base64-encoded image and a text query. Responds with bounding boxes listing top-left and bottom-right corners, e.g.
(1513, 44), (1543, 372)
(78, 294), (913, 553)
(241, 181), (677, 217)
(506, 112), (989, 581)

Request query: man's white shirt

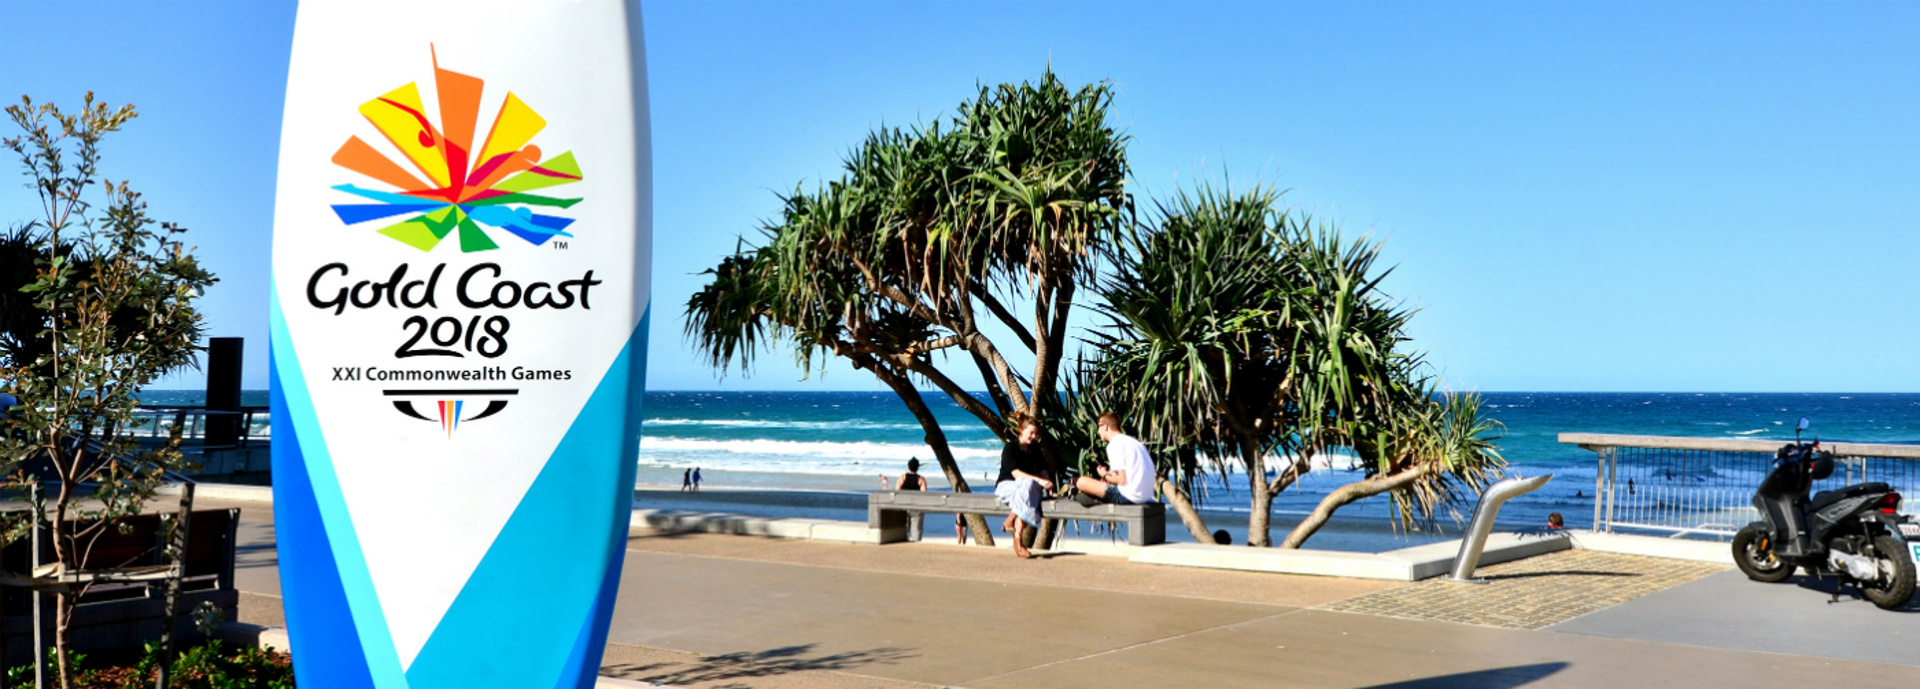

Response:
(1106, 433), (1156, 503)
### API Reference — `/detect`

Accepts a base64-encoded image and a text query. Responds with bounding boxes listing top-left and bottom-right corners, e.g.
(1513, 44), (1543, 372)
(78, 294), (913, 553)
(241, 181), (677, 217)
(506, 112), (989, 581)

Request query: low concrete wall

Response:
(630, 509), (879, 543)
(1566, 529), (1734, 564)
(1128, 532), (1572, 581)
(156, 482), (274, 503)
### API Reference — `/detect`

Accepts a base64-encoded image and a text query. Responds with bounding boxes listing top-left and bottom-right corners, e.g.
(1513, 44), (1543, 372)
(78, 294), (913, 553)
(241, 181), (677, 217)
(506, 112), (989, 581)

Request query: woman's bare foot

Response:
(1012, 541), (1031, 559)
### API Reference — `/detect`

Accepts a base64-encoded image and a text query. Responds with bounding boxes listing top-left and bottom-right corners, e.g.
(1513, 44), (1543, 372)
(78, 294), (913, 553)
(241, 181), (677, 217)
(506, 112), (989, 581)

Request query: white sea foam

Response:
(1733, 429), (1768, 436)
(640, 436), (1000, 466)
(643, 418), (930, 431)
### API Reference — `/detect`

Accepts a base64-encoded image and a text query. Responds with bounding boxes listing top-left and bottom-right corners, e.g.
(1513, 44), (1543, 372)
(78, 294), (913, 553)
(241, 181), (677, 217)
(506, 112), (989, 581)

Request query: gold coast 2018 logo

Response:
(310, 49), (597, 438)
(328, 50), (583, 252)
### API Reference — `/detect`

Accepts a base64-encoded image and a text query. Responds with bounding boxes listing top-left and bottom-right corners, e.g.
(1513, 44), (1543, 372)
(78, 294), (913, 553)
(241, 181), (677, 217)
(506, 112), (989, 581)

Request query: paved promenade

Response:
(204, 496), (1920, 688)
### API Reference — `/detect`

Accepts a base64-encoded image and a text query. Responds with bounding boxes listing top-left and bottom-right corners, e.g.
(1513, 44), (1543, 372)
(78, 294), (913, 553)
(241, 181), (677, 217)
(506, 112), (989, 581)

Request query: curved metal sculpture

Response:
(1447, 474), (1554, 583)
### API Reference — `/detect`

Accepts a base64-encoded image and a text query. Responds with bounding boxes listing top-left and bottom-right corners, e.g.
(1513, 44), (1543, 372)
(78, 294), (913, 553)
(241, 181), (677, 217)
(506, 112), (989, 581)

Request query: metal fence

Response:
(1561, 433), (1920, 537)
(129, 405), (271, 448)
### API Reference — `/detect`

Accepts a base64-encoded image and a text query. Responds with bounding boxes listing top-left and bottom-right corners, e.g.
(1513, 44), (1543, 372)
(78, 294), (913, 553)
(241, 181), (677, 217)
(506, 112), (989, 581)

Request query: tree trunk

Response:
(49, 493), (72, 689)
(55, 593), (71, 689)
(1159, 478), (1215, 544)
(1280, 465), (1433, 549)
(870, 364), (996, 546)
(1244, 443), (1272, 547)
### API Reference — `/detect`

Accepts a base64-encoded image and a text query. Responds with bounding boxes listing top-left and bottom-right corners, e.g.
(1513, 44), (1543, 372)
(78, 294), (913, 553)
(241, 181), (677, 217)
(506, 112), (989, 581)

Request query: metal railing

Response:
(128, 405), (270, 448)
(1562, 433), (1920, 537)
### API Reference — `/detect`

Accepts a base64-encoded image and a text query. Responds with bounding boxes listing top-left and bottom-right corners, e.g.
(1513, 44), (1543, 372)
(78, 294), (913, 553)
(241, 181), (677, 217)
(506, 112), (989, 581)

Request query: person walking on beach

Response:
(1074, 413), (1156, 507)
(895, 457), (930, 541)
(681, 468), (692, 493)
(994, 417), (1053, 559)
(692, 466), (703, 492)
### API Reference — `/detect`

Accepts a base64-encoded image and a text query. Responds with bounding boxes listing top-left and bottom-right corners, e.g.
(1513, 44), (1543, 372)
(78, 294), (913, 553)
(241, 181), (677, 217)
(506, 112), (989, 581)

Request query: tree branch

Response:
(969, 280), (1037, 351)
(905, 357), (1011, 441)
(1280, 464), (1435, 549)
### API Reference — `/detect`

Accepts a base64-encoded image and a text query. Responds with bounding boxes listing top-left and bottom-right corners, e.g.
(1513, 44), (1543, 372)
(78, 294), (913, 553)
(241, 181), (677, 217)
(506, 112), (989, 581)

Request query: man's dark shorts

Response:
(1100, 489), (1140, 505)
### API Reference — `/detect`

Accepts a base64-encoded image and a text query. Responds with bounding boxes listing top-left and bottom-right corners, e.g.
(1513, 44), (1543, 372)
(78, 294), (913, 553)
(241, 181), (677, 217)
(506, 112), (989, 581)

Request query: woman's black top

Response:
(901, 472), (925, 490)
(997, 442), (1049, 484)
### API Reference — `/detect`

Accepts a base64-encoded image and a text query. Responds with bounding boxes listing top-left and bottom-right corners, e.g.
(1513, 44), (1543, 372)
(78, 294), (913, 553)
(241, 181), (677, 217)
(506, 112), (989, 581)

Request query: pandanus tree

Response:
(1085, 185), (1504, 547)
(686, 70), (1130, 545)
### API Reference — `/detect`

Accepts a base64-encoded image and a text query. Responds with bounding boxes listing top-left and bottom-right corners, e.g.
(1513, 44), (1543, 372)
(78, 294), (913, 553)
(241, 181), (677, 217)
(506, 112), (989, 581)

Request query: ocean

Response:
(147, 389), (1920, 549)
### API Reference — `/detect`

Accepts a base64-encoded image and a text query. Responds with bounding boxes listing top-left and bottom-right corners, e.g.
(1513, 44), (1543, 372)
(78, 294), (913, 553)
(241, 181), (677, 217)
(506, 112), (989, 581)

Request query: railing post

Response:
(1604, 447), (1619, 533)
(1591, 446), (1607, 532)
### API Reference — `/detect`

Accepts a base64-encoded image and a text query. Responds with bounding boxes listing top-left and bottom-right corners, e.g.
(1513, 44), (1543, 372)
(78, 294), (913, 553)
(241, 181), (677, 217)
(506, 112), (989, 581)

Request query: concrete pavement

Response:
(202, 496), (1920, 688)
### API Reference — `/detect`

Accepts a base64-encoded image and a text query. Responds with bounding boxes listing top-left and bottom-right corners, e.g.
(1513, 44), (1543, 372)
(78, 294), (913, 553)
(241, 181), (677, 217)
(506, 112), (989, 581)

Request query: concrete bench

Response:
(867, 491), (1165, 546)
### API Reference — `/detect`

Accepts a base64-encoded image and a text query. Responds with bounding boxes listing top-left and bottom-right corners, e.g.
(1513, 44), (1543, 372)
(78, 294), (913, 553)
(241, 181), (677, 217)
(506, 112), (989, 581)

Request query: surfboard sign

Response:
(269, 2), (650, 686)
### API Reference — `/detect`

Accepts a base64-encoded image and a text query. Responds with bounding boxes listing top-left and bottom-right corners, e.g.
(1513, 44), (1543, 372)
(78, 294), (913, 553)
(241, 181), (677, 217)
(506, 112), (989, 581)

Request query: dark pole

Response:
(154, 482), (194, 689)
(31, 482), (45, 689)
(204, 338), (244, 448)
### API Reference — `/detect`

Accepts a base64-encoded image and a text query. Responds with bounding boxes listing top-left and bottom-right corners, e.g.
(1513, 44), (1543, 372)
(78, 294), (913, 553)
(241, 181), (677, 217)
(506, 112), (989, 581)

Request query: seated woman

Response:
(994, 418), (1052, 559)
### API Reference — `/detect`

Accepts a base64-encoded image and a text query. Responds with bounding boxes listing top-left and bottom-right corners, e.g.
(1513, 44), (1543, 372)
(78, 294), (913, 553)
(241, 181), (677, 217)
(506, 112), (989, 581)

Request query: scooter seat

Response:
(1810, 482), (1891, 511)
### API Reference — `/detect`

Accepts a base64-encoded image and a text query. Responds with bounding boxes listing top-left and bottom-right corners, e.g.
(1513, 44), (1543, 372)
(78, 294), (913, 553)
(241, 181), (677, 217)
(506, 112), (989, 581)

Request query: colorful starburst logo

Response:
(329, 50), (583, 252)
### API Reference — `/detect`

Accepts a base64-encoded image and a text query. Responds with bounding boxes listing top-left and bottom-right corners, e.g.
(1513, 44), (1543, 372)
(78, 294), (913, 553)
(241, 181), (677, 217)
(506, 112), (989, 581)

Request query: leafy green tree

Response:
(686, 71), (1130, 545)
(0, 93), (215, 688)
(1085, 184), (1503, 547)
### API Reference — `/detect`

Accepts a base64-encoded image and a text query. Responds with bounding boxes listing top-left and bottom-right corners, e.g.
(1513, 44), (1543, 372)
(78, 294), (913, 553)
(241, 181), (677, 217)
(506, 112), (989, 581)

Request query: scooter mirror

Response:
(1797, 417), (1810, 432)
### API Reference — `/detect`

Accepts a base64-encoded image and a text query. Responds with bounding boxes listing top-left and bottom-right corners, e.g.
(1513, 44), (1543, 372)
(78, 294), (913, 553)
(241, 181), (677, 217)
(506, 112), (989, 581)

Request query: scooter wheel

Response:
(1862, 534), (1916, 610)
(1733, 524), (1793, 583)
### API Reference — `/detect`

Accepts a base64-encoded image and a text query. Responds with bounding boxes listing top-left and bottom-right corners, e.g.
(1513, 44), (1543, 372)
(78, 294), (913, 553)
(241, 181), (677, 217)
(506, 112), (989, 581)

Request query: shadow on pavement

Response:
(1358, 662), (1568, 689)
(1485, 570), (1637, 581)
(602, 643), (916, 686)
(1789, 574), (1920, 613)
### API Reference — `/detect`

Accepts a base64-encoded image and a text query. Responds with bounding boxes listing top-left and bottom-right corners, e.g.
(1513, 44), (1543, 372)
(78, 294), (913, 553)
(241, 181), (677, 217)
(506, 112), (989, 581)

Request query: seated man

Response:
(1075, 412), (1156, 506)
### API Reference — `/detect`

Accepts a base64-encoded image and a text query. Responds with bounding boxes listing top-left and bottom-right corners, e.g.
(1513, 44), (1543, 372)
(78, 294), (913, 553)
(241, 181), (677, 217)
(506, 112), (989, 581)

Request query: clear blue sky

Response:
(3, 2), (1915, 393)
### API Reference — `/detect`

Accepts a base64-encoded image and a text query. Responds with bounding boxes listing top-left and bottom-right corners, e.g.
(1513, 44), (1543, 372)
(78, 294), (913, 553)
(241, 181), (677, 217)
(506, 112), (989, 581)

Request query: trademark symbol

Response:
(552, 241), (569, 250)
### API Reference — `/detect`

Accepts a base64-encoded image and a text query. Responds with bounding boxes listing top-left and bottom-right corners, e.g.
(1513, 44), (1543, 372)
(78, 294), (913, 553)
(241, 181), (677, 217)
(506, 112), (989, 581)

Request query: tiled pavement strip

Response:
(1318, 549), (1731, 629)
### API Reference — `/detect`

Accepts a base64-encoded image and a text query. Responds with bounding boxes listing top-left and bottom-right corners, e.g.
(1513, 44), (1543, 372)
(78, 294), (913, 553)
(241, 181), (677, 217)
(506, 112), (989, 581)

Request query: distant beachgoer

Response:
(1212, 529), (1231, 545)
(956, 513), (969, 545)
(681, 468), (692, 492)
(692, 467), (703, 492)
(1547, 512), (1565, 530)
(897, 458), (929, 541)
(995, 418), (1053, 559)
(1074, 413), (1156, 507)
(1574, 489), (1583, 499)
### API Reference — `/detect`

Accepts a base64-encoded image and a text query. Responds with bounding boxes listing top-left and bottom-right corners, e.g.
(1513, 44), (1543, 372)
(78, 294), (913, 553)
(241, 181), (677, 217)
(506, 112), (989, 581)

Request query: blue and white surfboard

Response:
(269, 2), (650, 686)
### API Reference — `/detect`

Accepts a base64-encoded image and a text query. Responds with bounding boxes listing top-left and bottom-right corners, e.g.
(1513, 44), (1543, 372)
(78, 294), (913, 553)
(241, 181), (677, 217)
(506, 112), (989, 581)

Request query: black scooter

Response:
(1733, 418), (1917, 609)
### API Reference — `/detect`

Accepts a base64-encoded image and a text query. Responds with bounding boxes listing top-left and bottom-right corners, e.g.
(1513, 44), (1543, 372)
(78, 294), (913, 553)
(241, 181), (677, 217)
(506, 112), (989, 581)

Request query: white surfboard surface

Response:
(269, 2), (650, 686)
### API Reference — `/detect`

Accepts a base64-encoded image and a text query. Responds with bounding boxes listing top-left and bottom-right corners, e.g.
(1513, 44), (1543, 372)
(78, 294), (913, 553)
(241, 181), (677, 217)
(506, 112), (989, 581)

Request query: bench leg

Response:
(1128, 515), (1165, 546)
(871, 506), (910, 544)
